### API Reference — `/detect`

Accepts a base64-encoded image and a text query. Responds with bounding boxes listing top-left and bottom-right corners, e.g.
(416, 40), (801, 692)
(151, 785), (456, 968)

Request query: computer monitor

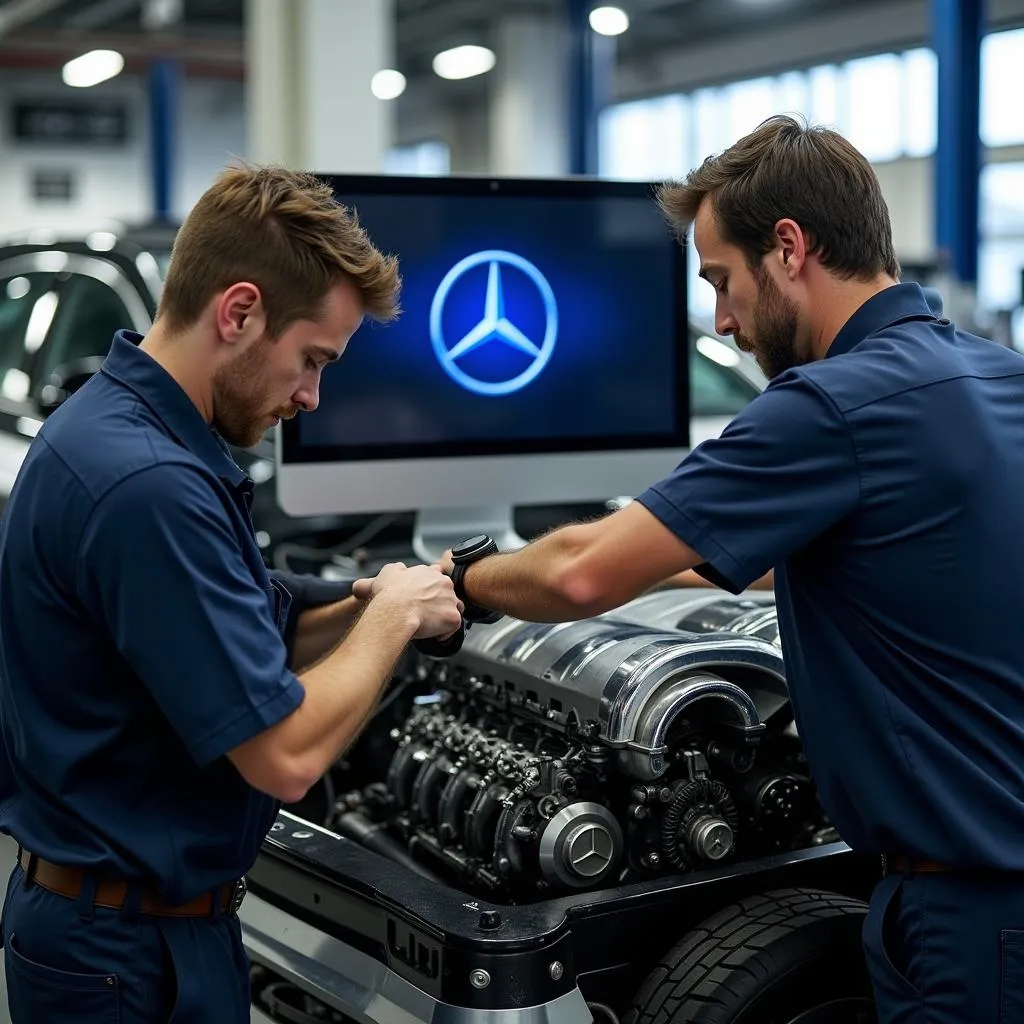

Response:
(275, 174), (690, 563)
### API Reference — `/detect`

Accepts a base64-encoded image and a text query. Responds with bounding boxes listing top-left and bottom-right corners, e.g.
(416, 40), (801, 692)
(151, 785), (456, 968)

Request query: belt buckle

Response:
(228, 876), (248, 915)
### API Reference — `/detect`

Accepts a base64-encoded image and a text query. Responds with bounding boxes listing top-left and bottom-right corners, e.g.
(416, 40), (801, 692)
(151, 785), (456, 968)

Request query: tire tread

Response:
(623, 888), (869, 1024)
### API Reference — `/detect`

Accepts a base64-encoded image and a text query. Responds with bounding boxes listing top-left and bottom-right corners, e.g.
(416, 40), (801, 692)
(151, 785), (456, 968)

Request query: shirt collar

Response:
(100, 330), (248, 489)
(826, 282), (937, 360)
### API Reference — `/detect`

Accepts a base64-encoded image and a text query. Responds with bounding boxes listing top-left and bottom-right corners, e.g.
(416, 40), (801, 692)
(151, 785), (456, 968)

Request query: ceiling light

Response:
(62, 49), (124, 88)
(432, 44), (496, 81)
(589, 6), (630, 36)
(371, 69), (407, 100)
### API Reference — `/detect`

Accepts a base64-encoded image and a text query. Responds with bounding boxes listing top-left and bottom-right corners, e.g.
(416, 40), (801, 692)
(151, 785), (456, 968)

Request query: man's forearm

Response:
(282, 597), (418, 786)
(460, 524), (607, 621)
(291, 596), (363, 670)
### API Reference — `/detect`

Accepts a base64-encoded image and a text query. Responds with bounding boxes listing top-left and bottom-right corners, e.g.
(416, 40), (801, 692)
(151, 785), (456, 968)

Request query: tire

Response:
(624, 887), (876, 1024)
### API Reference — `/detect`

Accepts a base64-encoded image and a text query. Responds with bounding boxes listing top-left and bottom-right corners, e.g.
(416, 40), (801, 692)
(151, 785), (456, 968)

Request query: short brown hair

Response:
(656, 114), (900, 281)
(157, 164), (401, 337)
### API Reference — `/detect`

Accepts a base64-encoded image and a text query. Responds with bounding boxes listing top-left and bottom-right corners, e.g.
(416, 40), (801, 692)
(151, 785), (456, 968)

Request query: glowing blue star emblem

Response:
(429, 249), (558, 396)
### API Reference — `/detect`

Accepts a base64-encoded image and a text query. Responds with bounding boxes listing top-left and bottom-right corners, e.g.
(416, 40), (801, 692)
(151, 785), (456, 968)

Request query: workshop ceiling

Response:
(0, 0), (885, 81)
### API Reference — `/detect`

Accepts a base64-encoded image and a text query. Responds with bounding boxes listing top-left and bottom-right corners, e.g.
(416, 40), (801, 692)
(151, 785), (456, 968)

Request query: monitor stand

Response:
(412, 506), (527, 565)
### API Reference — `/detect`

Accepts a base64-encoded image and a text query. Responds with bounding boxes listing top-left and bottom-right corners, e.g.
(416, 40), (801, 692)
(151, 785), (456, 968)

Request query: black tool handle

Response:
(412, 619), (466, 658)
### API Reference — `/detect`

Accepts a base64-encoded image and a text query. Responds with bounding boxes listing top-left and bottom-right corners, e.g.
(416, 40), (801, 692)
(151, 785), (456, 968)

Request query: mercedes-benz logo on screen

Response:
(429, 249), (558, 396)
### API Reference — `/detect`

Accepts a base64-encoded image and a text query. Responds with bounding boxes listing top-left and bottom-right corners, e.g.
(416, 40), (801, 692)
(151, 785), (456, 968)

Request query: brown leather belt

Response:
(882, 853), (955, 875)
(18, 848), (246, 918)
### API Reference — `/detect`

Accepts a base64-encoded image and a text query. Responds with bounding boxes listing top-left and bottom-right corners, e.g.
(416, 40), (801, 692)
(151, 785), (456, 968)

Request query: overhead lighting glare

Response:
(86, 231), (117, 252)
(696, 335), (742, 368)
(589, 6), (630, 36)
(371, 69), (407, 100)
(432, 44), (496, 81)
(62, 49), (124, 88)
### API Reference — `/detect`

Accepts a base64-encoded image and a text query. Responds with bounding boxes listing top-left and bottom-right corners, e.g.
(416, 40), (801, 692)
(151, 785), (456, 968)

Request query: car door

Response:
(0, 252), (152, 502)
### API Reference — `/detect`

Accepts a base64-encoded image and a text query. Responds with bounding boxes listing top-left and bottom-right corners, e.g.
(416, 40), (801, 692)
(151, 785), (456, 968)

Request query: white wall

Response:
(0, 68), (245, 236)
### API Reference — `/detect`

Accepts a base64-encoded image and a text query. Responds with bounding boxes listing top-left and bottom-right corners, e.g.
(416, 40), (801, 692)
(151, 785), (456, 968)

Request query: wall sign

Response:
(12, 100), (128, 145)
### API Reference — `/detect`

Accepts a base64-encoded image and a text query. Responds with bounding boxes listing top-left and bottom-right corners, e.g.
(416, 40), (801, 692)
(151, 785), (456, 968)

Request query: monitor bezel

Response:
(278, 173), (690, 466)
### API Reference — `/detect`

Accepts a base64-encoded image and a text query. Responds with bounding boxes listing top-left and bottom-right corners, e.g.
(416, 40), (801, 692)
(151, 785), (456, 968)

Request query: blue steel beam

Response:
(566, 0), (614, 176)
(148, 57), (179, 223)
(932, 0), (986, 284)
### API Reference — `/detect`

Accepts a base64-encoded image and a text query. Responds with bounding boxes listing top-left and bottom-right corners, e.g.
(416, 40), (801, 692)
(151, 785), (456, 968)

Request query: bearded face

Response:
(733, 263), (803, 380)
(211, 334), (297, 449)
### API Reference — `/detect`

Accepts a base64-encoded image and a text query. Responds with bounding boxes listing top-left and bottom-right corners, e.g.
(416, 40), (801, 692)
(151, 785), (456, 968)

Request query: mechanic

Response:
(357, 115), (1024, 1023)
(0, 165), (462, 1024)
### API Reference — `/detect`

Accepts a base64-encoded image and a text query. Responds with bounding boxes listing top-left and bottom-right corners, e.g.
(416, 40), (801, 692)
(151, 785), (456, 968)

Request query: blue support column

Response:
(932, 0), (985, 284)
(148, 57), (180, 223)
(566, 0), (613, 176)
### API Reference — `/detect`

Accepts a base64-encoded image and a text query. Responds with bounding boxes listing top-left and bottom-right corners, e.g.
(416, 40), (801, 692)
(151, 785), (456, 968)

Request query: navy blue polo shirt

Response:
(0, 331), (305, 902)
(636, 283), (1024, 869)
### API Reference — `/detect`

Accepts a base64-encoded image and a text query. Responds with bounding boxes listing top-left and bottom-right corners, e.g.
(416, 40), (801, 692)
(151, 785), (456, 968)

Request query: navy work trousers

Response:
(0, 864), (251, 1023)
(862, 869), (1024, 1023)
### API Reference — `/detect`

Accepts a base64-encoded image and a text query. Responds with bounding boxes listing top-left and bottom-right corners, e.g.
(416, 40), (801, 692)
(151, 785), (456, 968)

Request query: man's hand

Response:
(438, 551), (455, 575)
(351, 563), (463, 639)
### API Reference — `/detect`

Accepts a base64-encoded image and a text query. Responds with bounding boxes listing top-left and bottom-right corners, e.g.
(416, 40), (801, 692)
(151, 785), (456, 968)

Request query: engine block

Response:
(344, 590), (836, 902)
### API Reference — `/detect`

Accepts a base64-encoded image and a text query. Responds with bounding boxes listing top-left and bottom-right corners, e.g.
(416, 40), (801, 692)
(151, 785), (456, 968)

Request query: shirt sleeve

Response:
(267, 570), (355, 659)
(635, 372), (862, 593)
(75, 462), (306, 768)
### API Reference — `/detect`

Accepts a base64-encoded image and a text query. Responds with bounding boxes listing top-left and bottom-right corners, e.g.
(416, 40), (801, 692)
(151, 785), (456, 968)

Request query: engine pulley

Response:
(538, 801), (623, 889)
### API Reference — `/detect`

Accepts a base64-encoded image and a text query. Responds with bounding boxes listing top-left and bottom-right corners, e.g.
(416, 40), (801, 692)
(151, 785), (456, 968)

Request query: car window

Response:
(37, 273), (132, 383)
(0, 270), (59, 399)
(689, 340), (761, 417)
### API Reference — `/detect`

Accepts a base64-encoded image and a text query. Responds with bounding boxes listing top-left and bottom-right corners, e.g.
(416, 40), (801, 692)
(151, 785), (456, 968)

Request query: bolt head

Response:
(470, 968), (491, 989)
(549, 961), (564, 981)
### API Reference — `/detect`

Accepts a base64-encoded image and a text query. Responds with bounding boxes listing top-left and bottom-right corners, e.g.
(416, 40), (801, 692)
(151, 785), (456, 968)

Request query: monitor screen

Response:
(276, 175), (689, 556)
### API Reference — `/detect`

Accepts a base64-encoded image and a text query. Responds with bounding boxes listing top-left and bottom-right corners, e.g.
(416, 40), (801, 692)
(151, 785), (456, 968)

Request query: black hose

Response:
(335, 812), (448, 886)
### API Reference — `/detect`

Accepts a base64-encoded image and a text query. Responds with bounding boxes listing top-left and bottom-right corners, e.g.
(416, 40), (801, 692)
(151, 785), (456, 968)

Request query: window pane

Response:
(982, 28), (1024, 147)
(38, 275), (129, 383)
(903, 48), (937, 157)
(807, 64), (841, 128)
(687, 235), (717, 324)
(723, 76), (780, 144)
(693, 87), (725, 163)
(977, 238), (1024, 311)
(598, 94), (690, 180)
(776, 71), (810, 121)
(845, 53), (903, 162)
(980, 162), (1024, 236)
(384, 141), (450, 176)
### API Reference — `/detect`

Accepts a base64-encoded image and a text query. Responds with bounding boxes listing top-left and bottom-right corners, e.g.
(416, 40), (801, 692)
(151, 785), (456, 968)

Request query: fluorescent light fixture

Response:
(696, 335), (742, 368)
(432, 44), (496, 81)
(589, 6), (630, 35)
(371, 69), (407, 100)
(62, 49), (124, 88)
